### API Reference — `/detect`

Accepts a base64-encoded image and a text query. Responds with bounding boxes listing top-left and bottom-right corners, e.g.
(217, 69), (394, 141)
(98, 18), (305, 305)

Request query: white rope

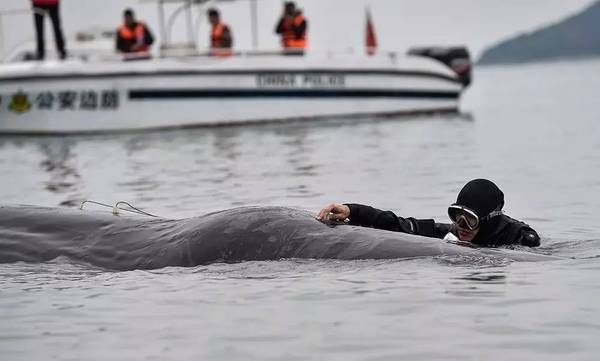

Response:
(79, 200), (159, 218)
(114, 201), (159, 218)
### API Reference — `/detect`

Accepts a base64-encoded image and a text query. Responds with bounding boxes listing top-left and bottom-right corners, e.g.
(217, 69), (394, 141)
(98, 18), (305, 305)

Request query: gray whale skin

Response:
(0, 205), (555, 270)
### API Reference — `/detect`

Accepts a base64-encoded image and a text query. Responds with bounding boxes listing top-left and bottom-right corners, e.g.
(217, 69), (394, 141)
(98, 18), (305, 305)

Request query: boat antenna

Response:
(250, 0), (258, 50)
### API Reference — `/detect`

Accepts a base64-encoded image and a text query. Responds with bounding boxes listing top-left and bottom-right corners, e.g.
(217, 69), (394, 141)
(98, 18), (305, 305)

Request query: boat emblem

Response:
(9, 91), (32, 114)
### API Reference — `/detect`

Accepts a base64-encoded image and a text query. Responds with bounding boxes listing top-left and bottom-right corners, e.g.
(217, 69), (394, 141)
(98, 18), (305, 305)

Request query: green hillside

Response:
(478, 1), (600, 65)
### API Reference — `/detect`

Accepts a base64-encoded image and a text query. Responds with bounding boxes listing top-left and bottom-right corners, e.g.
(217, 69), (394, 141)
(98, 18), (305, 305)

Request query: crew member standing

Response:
(275, 1), (307, 55)
(116, 9), (154, 56)
(207, 8), (233, 57)
(32, 0), (67, 60)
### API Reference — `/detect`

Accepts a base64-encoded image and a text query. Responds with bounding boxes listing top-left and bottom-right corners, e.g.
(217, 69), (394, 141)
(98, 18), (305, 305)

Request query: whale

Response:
(0, 205), (557, 270)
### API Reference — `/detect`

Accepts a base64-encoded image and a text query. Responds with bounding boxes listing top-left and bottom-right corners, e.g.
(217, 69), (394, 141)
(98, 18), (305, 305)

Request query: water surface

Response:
(1, 59), (600, 360)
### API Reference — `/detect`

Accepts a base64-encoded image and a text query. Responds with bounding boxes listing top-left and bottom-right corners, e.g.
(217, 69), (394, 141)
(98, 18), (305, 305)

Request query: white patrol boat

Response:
(0, 0), (472, 135)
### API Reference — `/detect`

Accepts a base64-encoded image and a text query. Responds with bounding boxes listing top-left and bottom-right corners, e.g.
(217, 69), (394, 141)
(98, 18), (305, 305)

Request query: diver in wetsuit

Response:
(316, 179), (540, 247)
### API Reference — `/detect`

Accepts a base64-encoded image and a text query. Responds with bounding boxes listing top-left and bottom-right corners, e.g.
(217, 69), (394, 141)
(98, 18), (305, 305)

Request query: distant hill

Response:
(478, 1), (600, 65)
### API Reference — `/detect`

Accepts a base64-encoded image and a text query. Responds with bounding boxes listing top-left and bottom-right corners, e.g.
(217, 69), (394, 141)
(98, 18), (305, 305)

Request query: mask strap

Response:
(481, 204), (503, 221)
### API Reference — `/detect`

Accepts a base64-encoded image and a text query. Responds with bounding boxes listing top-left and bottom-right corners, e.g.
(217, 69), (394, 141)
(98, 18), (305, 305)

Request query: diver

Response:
(316, 179), (540, 247)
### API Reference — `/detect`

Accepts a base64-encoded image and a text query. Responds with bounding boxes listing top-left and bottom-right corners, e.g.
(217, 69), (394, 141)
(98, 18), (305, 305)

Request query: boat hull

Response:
(0, 58), (464, 134)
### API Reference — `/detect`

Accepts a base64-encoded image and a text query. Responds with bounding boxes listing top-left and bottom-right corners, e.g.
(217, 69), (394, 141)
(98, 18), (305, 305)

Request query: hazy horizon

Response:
(0, 0), (596, 59)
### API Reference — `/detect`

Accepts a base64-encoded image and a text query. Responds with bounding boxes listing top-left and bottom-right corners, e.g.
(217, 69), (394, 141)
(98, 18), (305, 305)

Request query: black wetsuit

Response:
(345, 204), (540, 247)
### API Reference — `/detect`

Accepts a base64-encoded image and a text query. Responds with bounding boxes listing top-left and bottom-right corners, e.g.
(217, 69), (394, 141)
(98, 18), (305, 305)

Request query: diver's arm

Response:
(517, 227), (541, 247)
(317, 203), (444, 237)
(345, 204), (416, 233)
(434, 222), (455, 238)
(400, 219), (451, 239)
(345, 204), (402, 231)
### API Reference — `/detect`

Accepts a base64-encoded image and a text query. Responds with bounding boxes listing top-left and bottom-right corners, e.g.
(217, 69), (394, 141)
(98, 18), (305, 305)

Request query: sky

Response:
(0, 0), (596, 60)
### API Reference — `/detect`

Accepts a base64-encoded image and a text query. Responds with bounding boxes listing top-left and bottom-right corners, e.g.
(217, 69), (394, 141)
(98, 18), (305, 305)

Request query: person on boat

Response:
(275, 1), (307, 55)
(116, 9), (154, 56)
(31, 0), (67, 60)
(316, 179), (541, 247)
(207, 8), (233, 57)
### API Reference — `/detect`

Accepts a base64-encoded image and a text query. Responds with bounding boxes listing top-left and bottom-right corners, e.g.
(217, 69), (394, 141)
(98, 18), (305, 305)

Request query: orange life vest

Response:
(118, 23), (148, 53)
(281, 14), (306, 49)
(210, 22), (233, 57)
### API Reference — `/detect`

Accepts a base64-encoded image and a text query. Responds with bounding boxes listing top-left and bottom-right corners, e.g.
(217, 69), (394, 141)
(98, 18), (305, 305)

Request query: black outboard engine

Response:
(407, 46), (472, 87)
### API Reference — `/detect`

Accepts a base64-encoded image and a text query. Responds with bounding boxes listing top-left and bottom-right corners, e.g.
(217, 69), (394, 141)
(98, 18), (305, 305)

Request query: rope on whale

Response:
(79, 200), (159, 218)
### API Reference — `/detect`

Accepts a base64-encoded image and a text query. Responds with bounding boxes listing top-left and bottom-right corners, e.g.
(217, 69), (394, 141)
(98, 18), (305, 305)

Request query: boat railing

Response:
(112, 48), (404, 63)
(140, 0), (260, 51)
(4, 47), (405, 66)
(1, 1), (405, 65)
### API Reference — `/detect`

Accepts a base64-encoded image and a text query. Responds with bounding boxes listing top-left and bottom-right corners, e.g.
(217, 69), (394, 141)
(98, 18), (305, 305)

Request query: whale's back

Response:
(0, 205), (556, 270)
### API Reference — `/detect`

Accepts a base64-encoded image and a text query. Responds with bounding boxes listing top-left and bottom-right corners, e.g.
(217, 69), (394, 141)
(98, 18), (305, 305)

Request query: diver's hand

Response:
(316, 203), (350, 221)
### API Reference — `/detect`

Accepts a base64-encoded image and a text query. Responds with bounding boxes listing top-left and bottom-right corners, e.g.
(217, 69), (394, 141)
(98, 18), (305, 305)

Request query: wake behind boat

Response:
(0, 0), (471, 134)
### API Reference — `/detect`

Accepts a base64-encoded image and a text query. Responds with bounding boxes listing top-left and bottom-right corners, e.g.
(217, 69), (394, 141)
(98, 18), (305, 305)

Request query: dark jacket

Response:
(345, 203), (540, 247)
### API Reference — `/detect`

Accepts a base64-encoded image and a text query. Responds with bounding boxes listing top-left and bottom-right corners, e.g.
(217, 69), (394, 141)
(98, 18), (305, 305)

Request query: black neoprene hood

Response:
(454, 179), (505, 218)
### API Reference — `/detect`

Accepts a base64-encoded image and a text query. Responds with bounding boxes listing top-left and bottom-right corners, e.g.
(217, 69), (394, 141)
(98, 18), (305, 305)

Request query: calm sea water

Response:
(1, 59), (600, 360)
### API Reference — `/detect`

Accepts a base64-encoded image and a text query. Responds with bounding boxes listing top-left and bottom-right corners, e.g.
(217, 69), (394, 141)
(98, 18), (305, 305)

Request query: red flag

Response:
(365, 7), (377, 56)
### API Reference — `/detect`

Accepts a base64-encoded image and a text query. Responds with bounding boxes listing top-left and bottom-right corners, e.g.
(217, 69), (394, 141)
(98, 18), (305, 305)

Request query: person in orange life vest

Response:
(31, 0), (67, 60)
(207, 8), (233, 57)
(275, 1), (307, 54)
(116, 9), (153, 54)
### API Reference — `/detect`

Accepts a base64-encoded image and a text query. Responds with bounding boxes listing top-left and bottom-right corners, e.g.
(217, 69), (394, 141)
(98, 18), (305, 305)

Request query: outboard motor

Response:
(408, 46), (472, 87)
